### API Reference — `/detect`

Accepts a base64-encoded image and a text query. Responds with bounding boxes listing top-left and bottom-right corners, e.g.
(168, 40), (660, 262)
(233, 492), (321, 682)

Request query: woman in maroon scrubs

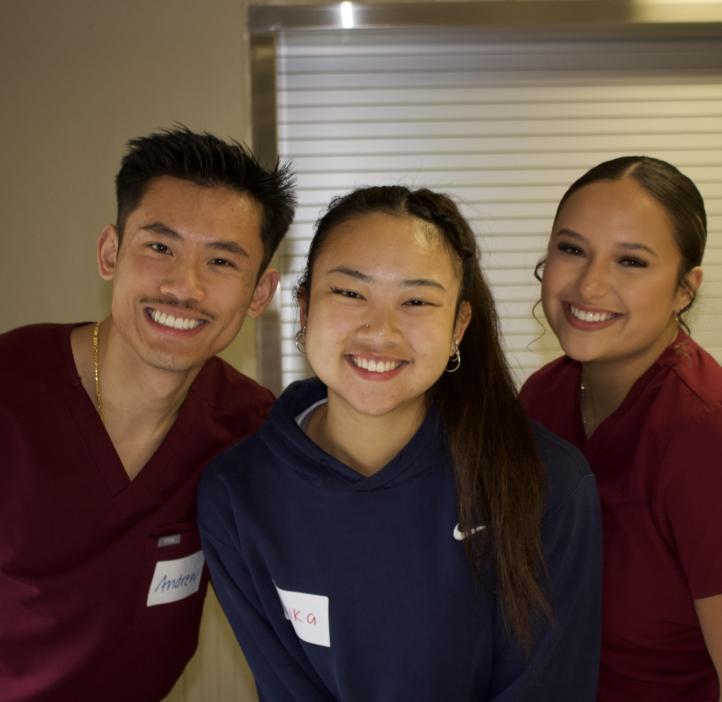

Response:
(521, 155), (722, 702)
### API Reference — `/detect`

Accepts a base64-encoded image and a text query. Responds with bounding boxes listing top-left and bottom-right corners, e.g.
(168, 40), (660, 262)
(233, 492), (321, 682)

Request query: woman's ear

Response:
(454, 300), (472, 343)
(299, 295), (309, 328)
(678, 266), (703, 313)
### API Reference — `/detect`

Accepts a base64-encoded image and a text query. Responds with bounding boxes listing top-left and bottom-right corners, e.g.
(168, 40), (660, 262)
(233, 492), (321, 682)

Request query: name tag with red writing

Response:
(275, 584), (331, 647)
(147, 550), (205, 607)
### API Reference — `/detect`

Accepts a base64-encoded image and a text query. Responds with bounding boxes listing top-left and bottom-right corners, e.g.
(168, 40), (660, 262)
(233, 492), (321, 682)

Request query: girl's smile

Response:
(541, 177), (698, 381)
(302, 211), (470, 426)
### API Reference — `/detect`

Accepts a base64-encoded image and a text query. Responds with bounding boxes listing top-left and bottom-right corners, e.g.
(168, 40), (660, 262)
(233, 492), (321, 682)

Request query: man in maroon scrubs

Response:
(0, 127), (295, 701)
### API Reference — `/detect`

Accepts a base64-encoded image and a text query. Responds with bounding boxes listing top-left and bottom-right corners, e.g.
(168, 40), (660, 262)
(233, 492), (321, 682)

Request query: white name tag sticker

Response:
(146, 550), (205, 607)
(275, 584), (331, 648)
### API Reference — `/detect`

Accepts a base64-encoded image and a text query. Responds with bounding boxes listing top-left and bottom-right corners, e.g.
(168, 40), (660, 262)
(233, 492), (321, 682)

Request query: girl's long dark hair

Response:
(297, 186), (549, 651)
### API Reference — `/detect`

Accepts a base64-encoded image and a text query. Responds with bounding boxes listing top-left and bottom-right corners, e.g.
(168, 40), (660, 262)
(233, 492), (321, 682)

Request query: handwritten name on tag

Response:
(146, 550), (205, 607)
(275, 584), (331, 647)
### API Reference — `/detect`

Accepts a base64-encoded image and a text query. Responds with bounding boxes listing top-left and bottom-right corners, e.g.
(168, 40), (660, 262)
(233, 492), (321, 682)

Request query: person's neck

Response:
(580, 323), (679, 436)
(305, 395), (426, 477)
(71, 319), (202, 478)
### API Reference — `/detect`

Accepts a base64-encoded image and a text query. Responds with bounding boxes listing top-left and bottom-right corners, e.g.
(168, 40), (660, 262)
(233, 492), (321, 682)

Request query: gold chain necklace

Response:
(92, 321), (105, 424)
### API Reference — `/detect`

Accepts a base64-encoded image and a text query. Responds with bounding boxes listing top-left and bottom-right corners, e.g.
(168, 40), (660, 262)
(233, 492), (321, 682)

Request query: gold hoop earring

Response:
(446, 341), (461, 373)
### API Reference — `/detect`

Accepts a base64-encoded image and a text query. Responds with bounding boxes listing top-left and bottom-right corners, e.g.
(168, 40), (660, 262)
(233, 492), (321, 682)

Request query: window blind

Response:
(275, 30), (722, 388)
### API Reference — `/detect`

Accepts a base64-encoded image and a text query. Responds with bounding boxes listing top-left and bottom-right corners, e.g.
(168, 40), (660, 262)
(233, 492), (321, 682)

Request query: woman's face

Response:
(302, 211), (470, 423)
(542, 177), (699, 372)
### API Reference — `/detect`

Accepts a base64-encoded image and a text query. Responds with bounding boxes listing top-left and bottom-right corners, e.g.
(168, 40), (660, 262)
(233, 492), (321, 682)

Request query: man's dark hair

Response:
(115, 126), (296, 272)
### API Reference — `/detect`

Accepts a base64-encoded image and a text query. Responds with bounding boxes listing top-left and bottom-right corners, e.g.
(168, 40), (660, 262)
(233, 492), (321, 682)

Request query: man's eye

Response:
(150, 243), (171, 254)
(211, 258), (234, 267)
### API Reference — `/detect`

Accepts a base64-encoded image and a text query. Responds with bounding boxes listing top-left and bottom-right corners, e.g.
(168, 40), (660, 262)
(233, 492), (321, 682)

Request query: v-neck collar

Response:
(60, 323), (206, 505)
(576, 331), (687, 449)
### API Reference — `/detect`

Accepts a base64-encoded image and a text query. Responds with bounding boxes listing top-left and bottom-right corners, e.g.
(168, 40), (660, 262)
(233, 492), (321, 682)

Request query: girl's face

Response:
(542, 177), (700, 373)
(302, 211), (471, 423)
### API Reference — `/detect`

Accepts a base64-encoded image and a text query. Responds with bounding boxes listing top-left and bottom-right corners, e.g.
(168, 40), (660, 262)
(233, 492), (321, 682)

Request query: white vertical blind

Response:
(276, 30), (722, 388)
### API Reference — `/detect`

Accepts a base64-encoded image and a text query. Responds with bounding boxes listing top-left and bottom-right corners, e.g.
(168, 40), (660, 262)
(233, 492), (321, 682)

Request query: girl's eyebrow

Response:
(618, 242), (658, 257)
(326, 266), (446, 290)
(554, 227), (658, 258)
(326, 265), (371, 283)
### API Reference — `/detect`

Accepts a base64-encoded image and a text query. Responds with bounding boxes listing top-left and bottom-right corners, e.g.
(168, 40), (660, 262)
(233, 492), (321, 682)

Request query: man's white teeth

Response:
(150, 310), (203, 330)
(352, 356), (401, 373)
(570, 305), (615, 323)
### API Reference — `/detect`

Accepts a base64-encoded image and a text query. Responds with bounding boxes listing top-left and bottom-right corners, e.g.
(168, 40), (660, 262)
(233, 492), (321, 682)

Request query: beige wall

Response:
(1, 2), (262, 699)
(4, 2), (720, 701)
(0, 0), (258, 375)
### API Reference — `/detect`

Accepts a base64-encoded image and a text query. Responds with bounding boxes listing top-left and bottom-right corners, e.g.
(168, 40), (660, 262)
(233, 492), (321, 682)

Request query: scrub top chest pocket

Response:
(134, 521), (208, 633)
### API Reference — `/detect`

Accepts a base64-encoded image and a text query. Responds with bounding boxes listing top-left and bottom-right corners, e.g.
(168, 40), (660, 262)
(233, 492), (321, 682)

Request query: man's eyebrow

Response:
(141, 222), (249, 257)
(326, 266), (445, 290)
(142, 222), (181, 239)
(555, 227), (658, 257)
(208, 240), (249, 257)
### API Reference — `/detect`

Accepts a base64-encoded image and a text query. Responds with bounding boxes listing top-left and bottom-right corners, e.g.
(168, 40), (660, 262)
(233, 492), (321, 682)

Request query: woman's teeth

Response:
(570, 305), (615, 323)
(352, 356), (402, 373)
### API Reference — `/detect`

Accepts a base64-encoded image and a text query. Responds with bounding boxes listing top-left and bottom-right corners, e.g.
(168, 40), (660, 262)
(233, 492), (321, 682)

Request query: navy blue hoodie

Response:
(198, 378), (601, 701)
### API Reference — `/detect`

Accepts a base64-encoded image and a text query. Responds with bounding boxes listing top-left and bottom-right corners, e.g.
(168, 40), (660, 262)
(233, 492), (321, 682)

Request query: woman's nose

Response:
(577, 259), (608, 301)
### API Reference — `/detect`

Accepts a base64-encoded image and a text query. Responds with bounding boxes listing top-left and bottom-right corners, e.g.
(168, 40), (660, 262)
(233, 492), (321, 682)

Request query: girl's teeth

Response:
(352, 356), (401, 373)
(570, 305), (615, 323)
(150, 309), (202, 330)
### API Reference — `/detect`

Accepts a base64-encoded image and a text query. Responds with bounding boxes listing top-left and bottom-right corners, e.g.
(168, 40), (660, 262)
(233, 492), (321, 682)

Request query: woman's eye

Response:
(331, 286), (362, 300)
(557, 242), (584, 257)
(619, 256), (648, 268)
(404, 298), (430, 307)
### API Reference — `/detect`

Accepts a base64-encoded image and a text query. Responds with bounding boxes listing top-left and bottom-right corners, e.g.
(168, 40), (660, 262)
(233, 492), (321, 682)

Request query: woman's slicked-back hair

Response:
(555, 155), (707, 320)
(298, 186), (550, 651)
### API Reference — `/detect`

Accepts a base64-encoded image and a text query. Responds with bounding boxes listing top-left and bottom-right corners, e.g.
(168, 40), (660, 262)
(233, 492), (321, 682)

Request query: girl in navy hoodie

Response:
(199, 186), (602, 701)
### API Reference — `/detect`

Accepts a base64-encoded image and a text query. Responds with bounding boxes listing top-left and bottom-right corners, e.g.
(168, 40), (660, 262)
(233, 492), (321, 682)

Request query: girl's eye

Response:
(330, 286), (362, 300)
(404, 298), (430, 307)
(557, 242), (584, 257)
(149, 242), (171, 254)
(619, 256), (648, 268)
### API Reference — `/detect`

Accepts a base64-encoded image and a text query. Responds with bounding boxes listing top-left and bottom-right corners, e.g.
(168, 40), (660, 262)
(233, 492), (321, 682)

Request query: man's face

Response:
(98, 176), (278, 375)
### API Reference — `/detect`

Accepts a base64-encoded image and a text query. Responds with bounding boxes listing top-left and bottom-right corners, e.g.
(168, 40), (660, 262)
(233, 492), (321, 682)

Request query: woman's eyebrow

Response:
(618, 242), (658, 257)
(555, 228), (658, 257)
(326, 266), (446, 290)
(326, 265), (372, 282)
(401, 278), (446, 290)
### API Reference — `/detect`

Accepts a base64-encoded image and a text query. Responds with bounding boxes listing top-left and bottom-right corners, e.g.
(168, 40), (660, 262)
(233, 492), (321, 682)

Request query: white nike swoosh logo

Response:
(452, 523), (486, 541)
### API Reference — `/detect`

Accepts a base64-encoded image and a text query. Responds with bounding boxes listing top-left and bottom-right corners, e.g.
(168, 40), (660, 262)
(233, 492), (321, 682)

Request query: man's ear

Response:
(97, 225), (120, 281)
(246, 267), (280, 319)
